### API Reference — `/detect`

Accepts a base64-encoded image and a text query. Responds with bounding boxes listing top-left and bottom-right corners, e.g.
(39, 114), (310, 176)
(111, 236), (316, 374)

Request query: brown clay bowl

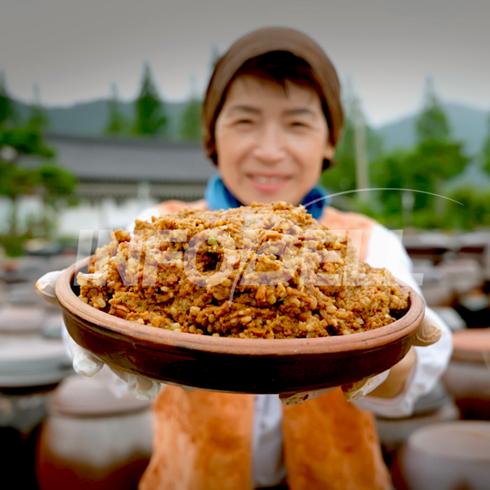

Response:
(56, 258), (424, 395)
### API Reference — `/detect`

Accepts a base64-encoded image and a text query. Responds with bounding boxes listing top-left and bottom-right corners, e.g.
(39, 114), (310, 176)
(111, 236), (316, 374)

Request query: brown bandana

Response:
(202, 26), (343, 166)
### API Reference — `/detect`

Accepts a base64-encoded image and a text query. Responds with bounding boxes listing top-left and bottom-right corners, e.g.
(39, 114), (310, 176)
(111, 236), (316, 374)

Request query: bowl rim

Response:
(56, 257), (424, 356)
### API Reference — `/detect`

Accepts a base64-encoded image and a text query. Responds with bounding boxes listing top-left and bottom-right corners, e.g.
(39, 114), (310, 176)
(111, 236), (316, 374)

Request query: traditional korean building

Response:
(19, 133), (218, 234)
(44, 133), (217, 202)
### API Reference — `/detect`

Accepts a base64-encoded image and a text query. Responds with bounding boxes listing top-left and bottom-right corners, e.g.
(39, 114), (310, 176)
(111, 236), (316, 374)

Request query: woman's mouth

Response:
(248, 174), (290, 192)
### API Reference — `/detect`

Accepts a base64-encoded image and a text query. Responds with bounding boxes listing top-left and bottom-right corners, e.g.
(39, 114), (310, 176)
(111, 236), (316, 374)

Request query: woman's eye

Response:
(290, 121), (307, 128)
(236, 119), (253, 125)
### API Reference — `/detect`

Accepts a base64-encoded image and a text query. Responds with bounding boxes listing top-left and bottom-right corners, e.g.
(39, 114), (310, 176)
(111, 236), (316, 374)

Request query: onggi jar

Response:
(400, 421), (490, 490)
(36, 370), (154, 490)
(0, 316), (73, 489)
(442, 329), (490, 419)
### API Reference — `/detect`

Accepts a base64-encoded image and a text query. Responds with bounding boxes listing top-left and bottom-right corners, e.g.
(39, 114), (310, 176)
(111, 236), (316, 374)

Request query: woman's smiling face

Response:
(214, 75), (334, 206)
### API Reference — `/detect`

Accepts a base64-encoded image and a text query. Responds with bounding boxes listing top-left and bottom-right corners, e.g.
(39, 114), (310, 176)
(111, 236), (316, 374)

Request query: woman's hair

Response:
(233, 51), (326, 95)
(222, 52), (335, 170)
(202, 27), (344, 172)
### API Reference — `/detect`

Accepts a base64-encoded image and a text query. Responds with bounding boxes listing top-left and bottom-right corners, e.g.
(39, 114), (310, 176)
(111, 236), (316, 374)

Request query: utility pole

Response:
(353, 95), (369, 201)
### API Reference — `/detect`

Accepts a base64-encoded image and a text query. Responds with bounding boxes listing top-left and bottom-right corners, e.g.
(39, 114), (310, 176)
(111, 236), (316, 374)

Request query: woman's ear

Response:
(323, 143), (335, 160)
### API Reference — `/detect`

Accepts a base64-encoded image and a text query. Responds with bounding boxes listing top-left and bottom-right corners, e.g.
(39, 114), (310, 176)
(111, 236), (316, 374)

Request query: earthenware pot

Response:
(55, 257), (425, 395)
(0, 331), (73, 489)
(442, 329), (490, 419)
(36, 372), (153, 490)
(400, 422), (490, 490)
(376, 383), (459, 447)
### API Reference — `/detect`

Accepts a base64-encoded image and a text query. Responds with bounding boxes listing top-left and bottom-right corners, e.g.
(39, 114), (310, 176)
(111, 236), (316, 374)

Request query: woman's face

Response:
(214, 75), (334, 206)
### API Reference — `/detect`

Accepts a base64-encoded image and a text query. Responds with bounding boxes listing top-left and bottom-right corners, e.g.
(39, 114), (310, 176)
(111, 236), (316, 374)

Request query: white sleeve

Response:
(65, 205), (165, 397)
(126, 206), (161, 232)
(354, 225), (453, 418)
(252, 395), (287, 488)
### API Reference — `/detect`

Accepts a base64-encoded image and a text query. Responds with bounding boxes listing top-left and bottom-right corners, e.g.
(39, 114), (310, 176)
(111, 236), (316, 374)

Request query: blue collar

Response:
(204, 174), (330, 220)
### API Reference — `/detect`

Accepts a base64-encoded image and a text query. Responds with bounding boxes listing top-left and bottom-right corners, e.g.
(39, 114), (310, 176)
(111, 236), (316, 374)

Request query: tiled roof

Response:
(44, 133), (218, 183)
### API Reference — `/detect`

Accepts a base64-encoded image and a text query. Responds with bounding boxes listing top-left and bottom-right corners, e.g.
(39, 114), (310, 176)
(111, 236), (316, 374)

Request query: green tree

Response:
(132, 63), (167, 136)
(0, 161), (38, 235)
(105, 83), (127, 135)
(321, 112), (356, 192)
(321, 88), (383, 194)
(0, 126), (76, 249)
(36, 164), (78, 236)
(482, 113), (490, 175)
(0, 126), (54, 161)
(0, 71), (14, 126)
(179, 89), (202, 142)
(369, 149), (410, 226)
(370, 82), (468, 228)
(415, 77), (450, 144)
(410, 81), (467, 216)
(370, 142), (468, 228)
(405, 140), (468, 211)
(0, 78), (77, 254)
(443, 186), (490, 230)
(28, 83), (49, 130)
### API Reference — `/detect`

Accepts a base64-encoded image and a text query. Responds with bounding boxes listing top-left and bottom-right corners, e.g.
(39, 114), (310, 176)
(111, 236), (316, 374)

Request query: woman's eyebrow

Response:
(228, 105), (261, 115)
(284, 108), (316, 117)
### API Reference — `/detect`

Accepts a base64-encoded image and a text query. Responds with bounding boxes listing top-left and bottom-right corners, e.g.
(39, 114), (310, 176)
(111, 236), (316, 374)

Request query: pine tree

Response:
(482, 113), (490, 175)
(0, 71), (14, 126)
(1, 81), (53, 165)
(28, 83), (49, 130)
(0, 78), (77, 253)
(105, 83), (127, 135)
(132, 63), (167, 136)
(179, 97), (202, 141)
(411, 78), (466, 213)
(371, 79), (468, 227)
(415, 77), (450, 144)
(210, 45), (221, 71)
(179, 77), (202, 142)
(321, 81), (383, 193)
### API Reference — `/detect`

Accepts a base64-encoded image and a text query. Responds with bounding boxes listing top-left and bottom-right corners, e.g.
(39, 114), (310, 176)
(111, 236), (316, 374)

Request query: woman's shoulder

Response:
(127, 200), (208, 231)
(319, 206), (378, 232)
(319, 206), (381, 262)
(154, 199), (208, 216)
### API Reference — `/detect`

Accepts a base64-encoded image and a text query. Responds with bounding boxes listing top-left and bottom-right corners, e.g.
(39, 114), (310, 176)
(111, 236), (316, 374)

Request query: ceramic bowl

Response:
(55, 258), (424, 395)
(442, 329), (490, 419)
(400, 422), (490, 490)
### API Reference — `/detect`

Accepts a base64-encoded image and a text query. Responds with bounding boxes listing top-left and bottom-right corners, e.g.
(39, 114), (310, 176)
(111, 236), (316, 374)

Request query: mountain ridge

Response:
(377, 102), (489, 156)
(12, 98), (489, 155)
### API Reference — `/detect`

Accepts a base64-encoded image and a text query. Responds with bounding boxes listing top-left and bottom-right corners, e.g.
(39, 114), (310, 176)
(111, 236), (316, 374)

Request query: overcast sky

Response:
(1, 0), (489, 126)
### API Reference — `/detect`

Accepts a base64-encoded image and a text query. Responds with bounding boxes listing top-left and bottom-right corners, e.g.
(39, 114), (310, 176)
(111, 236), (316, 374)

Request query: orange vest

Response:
(139, 200), (390, 490)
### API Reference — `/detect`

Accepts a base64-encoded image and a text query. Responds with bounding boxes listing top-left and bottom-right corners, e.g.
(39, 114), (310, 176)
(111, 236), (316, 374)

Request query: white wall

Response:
(0, 196), (157, 237)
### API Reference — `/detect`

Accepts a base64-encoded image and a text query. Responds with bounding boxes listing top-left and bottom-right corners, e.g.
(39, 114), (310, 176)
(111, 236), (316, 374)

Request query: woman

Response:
(37, 27), (451, 490)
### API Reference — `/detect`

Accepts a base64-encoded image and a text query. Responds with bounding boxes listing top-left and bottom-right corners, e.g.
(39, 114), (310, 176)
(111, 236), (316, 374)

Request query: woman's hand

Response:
(279, 370), (391, 406)
(37, 270), (442, 404)
(36, 269), (162, 400)
(367, 316), (441, 399)
(281, 316), (442, 406)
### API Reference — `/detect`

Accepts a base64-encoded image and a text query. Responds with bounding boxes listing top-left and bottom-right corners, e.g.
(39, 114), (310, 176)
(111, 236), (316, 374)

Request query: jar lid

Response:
(412, 382), (450, 416)
(41, 313), (64, 339)
(0, 337), (73, 387)
(49, 371), (152, 417)
(0, 306), (46, 333)
(452, 329), (490, 364)
(459, 291), (490, 312)
(408, 421), (490, 461)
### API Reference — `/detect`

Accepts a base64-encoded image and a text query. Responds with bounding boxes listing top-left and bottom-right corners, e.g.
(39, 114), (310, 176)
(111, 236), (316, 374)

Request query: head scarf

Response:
(204, 174), (330, 220)
(202, 26), (343, 167)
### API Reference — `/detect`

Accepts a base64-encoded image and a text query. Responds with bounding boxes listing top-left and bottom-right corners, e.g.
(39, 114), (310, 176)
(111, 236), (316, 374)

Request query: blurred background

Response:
(1, 1), (490, 489)
(1, 0), (490, 249)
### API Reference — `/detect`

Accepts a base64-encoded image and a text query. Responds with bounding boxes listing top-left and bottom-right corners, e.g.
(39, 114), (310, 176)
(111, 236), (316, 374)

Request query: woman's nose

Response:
(253, 124), (286, 164)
